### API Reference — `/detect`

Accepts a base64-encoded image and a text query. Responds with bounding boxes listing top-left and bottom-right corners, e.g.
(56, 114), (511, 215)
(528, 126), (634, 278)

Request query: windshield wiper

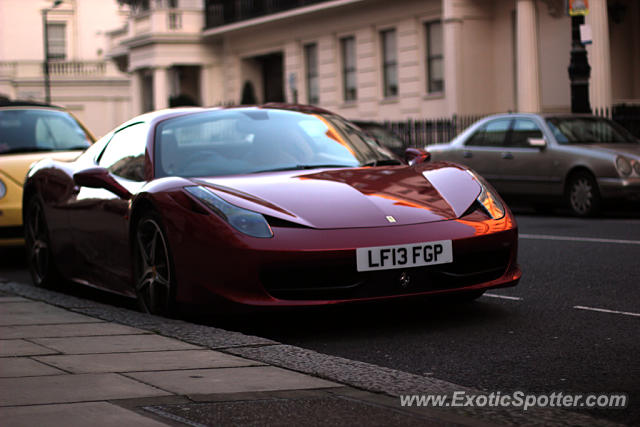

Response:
(362, 159), (403, 167)
(252, 164), (352, 174)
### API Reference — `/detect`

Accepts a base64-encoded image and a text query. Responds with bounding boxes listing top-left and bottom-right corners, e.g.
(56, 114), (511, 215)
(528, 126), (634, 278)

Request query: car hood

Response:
(192, 164), (482, 229)
(572, 143), (640, 159)
(0, 151), (82, 186)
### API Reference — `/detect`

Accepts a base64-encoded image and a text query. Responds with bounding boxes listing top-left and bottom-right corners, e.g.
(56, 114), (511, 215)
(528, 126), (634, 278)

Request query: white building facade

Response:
(0, 0), (131, 136)
(43, 0), (640, 128)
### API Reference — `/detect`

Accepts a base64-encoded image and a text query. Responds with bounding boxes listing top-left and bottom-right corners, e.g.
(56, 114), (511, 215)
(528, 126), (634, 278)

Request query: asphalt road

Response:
(1, 209), (639, 425)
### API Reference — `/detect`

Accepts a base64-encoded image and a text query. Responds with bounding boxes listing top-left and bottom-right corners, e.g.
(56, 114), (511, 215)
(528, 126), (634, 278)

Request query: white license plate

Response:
(356, 240), (453, 272)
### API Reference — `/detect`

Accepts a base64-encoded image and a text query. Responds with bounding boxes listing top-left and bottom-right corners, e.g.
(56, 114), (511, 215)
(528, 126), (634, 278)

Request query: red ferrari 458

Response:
(23, 104), (520, 315)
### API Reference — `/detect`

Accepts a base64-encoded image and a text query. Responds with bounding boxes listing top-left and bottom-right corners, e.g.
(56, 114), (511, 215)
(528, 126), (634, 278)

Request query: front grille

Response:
(261, 247), (511, 301)
(0, 226), (23, 239)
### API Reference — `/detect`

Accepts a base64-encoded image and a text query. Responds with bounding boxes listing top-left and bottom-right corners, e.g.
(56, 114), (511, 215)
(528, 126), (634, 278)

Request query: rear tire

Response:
(24, 198), (62, 288)
(133, 212), (176, 316)
(566, 171), (601, 217)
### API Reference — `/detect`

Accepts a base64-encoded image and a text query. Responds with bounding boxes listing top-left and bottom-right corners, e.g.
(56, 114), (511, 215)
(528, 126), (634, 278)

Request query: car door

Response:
(68, 123), (148, 293)
(458, 118), (512, 194)
(497, 117), (558, 195)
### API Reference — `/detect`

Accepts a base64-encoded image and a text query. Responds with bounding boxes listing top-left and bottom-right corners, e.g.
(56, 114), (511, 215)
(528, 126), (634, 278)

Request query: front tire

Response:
(566, 171), (601, 217)
(133, 213), (176, 316)
(24, 198), (62, 288)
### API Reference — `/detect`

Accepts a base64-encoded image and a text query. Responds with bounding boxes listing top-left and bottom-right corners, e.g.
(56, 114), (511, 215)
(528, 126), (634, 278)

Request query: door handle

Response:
(463, 151), (473, 158)
(501, 152), (514, 159)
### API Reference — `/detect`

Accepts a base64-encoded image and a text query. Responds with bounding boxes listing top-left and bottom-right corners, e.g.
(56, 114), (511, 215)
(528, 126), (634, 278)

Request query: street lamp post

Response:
(42, 0), (62, 104)
(568, 14), (591, 113)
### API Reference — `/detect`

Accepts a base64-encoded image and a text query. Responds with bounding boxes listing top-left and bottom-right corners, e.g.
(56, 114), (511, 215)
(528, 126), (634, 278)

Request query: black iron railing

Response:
(381, 106), (640, 148)
(205, 0), (331, 29)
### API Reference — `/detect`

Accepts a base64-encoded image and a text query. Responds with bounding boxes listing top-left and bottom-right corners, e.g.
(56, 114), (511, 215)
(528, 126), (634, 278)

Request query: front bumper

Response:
(598, 177), (640, 201)
(0, 175), (24, 246)
(169, 210), (520, 310)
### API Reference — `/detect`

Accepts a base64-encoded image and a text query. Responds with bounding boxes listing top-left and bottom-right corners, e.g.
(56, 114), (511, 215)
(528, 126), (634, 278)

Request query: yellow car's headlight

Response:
(0, 178), (6, 199)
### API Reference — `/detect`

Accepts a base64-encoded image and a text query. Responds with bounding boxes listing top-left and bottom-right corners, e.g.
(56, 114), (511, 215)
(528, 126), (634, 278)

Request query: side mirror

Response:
(73, 167), (132, 200)
(404, 147), (431, 166)
(528, 137), (547, 149)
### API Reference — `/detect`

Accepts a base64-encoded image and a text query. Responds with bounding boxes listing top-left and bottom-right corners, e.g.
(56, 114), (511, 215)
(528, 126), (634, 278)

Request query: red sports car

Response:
(23, 105), (520, 315)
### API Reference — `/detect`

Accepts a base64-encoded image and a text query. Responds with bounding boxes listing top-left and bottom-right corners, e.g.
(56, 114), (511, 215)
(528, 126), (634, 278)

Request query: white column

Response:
(442, 0), (463, 116)
(153, 66), (169, 110)
(130, 70), (142, 116)
(586, 0), (612, 112)
(516, 0), (541, 113)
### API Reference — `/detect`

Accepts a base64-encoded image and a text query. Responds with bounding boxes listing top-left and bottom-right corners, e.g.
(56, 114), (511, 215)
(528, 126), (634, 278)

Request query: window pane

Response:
(510, 119), (543, 147)
(484, 119), (511, 147)
(99, 124), (148, 181)
(428, 22), (443, 56)
(341, 37), (357, 101)
(426, 21), (444, 94)
(47, 23), (66, 59)
(305, 43), (318, 104)
(381, 30), (397, 97)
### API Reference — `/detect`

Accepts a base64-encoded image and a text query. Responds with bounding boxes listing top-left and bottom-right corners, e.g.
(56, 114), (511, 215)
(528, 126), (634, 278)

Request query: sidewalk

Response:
(0, 285), (487, 427)
(0, 280), (620, 427)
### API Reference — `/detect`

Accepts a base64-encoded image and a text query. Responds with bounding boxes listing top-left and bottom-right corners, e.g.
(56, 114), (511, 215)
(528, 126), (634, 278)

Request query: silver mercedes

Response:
(427, 113), (640, 216)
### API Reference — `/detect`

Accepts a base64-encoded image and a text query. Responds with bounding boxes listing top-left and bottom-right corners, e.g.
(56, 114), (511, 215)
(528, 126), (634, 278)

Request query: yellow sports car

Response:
(0, 102), (94, 246)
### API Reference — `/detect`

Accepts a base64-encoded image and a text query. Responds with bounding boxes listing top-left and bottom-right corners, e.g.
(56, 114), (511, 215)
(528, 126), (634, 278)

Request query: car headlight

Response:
(616, 156), (632, 177)
(0, 179), (5, 199)
(466, 170), (505, 220)
(185, 186), (273, 238)
(633, 160), (640, 176)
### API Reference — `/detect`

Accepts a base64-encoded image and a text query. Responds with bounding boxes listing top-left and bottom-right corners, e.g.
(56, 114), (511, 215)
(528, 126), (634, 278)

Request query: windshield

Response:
(545, 117), (638, 144)
(0, 109), (92, 154)
(154, 108), (400, 178)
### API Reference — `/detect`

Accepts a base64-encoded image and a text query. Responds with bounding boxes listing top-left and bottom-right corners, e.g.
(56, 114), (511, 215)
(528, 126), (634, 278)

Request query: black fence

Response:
(382, 115), (485, 148)
(380, 104), (640, 148)
(595, 104), (640, 138)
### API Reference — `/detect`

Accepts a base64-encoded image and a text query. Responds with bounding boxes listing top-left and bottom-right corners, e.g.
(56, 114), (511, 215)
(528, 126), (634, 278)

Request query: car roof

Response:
(0, 99), (64, 109)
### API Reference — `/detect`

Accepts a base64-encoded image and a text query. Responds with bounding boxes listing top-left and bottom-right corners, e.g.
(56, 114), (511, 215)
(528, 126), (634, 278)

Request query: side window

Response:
(98, 123), (147, 181)
(510, 118), (543, 147)
(466, 126), (486, 147)
(483, 119), (511, 147)
(465, 119), (511, 147)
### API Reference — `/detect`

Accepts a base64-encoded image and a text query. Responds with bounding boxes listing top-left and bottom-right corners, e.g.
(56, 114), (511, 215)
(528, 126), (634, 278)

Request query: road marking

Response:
(483, 293), (522, 301)
(520, 234), (640, 245)
(574, 305), (640, 318)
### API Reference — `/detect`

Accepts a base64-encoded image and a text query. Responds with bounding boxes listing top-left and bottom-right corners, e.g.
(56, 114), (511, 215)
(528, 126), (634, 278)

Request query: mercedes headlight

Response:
(616, 156), (632, 177)
(185, 186), (273, 238)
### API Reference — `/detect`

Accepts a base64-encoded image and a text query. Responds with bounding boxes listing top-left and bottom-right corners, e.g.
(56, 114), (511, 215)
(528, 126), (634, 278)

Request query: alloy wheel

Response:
(568, 173), (600, 217)
(135, 217), (173, 315)
(25, 200), (51, 286)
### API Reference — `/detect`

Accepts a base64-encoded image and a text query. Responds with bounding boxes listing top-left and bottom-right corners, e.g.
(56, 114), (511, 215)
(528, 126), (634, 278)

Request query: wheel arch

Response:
(563, 166), (598, 195)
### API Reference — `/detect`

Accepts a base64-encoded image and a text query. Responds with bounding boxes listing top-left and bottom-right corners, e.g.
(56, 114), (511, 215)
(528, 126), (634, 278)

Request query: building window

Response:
(425, 21), (443, 93)
(46, 23), (66, 60)
(381, 29), (397, 98)
(305, 43), (319, 105)
(341, 36), (357, 102)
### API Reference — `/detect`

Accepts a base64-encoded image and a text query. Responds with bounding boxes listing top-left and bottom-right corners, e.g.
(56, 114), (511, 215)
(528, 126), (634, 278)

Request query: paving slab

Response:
(35, 349), (264, 373)
(0, 357), (66, 377)
(0, 302), (102, 326)
(0, 323), (147, 339)
(0, 373), (172, 406)
(0, 339), (59, 357)
(127, 366), (340, 395)
(0, 402), (167, 427)
(31, 334), (201, 354)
